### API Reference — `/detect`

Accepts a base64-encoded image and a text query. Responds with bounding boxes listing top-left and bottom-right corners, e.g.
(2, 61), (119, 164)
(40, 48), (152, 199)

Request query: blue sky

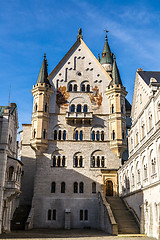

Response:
(1, 0), (160, 130)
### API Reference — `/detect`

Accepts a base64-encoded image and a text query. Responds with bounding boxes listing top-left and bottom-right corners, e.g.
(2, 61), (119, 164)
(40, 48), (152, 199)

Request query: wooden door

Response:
(106, 180), (113, 196)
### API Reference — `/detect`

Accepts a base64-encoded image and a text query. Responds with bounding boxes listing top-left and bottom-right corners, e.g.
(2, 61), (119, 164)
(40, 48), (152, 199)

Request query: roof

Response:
(112, 56), (123, 85)
(100, 34), (113, 65)
(125, 99), (131, 111)
(36, 54), (50, 85)
(137, 71), (160, 85)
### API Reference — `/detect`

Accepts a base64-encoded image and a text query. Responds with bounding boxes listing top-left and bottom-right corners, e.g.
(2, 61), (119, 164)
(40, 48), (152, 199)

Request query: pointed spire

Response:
(77, 28), (83, 40)
(36, 53), (50, 85)
(100, 31), (113, 65)
(98, 53), (100, 62)
(112, 55), (123, 85)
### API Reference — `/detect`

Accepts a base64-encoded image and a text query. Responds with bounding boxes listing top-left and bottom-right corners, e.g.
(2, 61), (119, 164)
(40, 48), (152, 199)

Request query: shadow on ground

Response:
(0, 229), (110, 239)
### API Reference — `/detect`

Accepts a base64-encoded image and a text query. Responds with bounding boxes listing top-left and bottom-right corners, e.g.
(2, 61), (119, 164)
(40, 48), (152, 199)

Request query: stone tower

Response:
(30, 54), (54, 152)
(105, 55), (127, 158)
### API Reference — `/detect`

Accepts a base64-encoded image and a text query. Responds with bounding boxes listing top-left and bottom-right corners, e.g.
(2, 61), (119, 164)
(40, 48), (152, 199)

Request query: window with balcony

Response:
(77, 104), (81, 112)
(83, 105), (88, 112)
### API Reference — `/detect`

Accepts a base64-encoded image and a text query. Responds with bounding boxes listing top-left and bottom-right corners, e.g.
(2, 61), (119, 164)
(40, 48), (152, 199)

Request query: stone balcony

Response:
(66, 111), (93, 124)
(5, 180), (20, 191)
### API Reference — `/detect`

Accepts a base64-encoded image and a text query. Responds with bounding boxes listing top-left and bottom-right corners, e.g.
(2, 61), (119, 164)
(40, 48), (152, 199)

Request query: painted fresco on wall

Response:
(89, 86), (103, 106)
(56, 86), (70, 106)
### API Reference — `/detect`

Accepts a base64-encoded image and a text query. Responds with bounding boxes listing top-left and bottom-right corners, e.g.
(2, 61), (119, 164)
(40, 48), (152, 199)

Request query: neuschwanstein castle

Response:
(0, 29), (160, 239)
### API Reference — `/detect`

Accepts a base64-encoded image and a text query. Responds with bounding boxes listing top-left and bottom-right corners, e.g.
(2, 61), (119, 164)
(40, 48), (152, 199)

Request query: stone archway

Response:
(106, 180), (113, 196)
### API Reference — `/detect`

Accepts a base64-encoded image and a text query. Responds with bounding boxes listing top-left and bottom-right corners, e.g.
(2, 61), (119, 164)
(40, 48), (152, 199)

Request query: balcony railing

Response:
(5, 180), (20, 191)
(66, 112), (93, 122)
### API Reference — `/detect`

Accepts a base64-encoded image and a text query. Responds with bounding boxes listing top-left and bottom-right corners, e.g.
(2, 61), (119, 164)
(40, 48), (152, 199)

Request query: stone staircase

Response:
(106, 196), (140, 234)
(11, 205), (31, 230)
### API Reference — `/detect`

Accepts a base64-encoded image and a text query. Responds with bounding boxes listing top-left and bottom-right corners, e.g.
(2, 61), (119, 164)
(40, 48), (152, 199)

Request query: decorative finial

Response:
(44, 53), (46, 60)
(77, 28), (83, 40)
(104, 29), (109, 40)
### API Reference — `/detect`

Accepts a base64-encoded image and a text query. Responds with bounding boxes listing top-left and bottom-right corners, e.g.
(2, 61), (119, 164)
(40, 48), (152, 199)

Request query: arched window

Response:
(77, 104), (81, 112)
(81, 84), (85, 92)
(87, 85), (90, 92)
(44, 103), (48, 112)
(92, 156), (95, 167)
(92, 182), (96, 193)
(80, 130), (83, 141)
(74, 84), (77, 91)
(83, 105), (88, 112)
(62, 156), (65, 167)
(92, 131), (95, 141)
(54, 130), (57, 140)
(74, 182), (78, 193)
(97, 156), (100, 167)
(48, 209), (51, 220)
(68, 84), (72, 92)
(79, 156), (83, 167)
(96, 131), (100, 141)
(111, 104), (114, 113)
(75, 130), (78, 141)
(144, 164), (147, 179)
(79, 182), (84, 193)
(61, 182), (65, 193)
(112, 130), (115, 140)
(101, 131), (104, 141)
(8, 166), (14, 181)
(71, 104), (75, 112)
(75, 156), (78, 167)
(58, 130), (61, 140)
(63, 130), (66, 140)
(51, 182), (56, 193)
(53, 209), (56, 220)
(84, 210), (88, 220)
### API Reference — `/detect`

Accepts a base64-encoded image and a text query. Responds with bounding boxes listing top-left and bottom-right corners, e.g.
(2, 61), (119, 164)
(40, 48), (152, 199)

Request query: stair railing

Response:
(25, 207), (34, 230)
(122, 197), (140, 227)
(98, 192), (118, 235)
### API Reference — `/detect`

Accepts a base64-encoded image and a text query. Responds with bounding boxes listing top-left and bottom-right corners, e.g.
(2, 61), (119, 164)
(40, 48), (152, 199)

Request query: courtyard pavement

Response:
(0, 229), (157, 240)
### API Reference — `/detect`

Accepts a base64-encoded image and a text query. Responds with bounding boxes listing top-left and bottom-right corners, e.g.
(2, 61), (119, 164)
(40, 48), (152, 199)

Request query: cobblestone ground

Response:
(0, 229), (157, 240)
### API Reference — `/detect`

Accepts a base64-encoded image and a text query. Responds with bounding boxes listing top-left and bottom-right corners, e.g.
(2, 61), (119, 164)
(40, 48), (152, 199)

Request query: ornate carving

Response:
(56, 86), (70, 106)
(89, 86), (103, 106)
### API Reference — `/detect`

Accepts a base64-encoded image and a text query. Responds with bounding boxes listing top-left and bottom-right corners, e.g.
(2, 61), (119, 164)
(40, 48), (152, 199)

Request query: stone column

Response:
(140, 203), (145, 234)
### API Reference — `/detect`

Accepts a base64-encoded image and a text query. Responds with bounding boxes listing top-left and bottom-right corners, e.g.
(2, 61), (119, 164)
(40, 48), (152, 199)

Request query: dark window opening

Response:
(75, 156), (78, 167)
(80, 130), (83, 141)
(87, 85), (90, 92)
(48, 209), (51, 220)
(62, 156), (65, 167)
(53, 156), (56, 167)
(54, 130), (57, 140)
(63, 130), (66, 140)
(77, 104), (81, 112)
(51, 182), (56, 193)
(75, 130), (78, 141)
(83, 105), (88, 112)
(53, 209), (56, 220)
(92, 156), (95, 167)
(101, 156), (105, 167)
(101, 131), (104, 141)
(68, 84), (72, 92)
(58, 130), (61, 140)
(112, 130), (115, 140)
(97, 156), (100, 167)
(57, 156), (61, 167)
(8, 166), (14, 181)
(45, 103), (48, 112)
(61, 182), (65, 193)
(43, 129), (46, 139)
(111, 104), (114, 113)
(79, 156), (83, 167)
(96, 131), (100, 141)
(71, 104), (75, 112)
(74, 182), (78, 193)
(84, 210), (88, 221)
(74, 84), (77, 91)
(81, 84), (85, 92)
(80, 210), (83, 221)
(92, 182), (96, 194)
(92, 131), (95, 141)
(79, 182), (84, 193)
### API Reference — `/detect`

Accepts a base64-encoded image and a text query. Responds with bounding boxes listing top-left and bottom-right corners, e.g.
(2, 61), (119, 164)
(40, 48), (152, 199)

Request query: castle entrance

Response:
(106, 180), (113, 196)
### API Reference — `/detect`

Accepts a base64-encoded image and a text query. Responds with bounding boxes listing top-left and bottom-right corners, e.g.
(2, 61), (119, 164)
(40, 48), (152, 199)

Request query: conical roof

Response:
(100, 34), (113, 65)
(112, 55), (123, 85)
(36, 54), (50, 85)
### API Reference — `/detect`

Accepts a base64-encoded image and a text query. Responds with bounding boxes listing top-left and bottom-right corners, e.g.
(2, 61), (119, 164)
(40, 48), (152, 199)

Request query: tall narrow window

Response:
(83, 105), (88, 112)
(61, 182), (65, 193)
(112, 130), (115, 140)
(79, 156), (83, 167)
(53, 209), (56, 220)
(75, 130), (78, 141)
(71, 104), (75, 112)
(74, 84), (77, 91)
(58, 130), (61, 140)
(87, 85), (90, 92)
(33, 129), (36, 138)
(92, 156), (95, 167)
(101, 131), (104, 141)
(51, 182), (56, 193)
(101, 156), (105, 167)
(69, 84), (72, 92)
(43, 129), (46, 139)
(48, 209), (51, 220)
(121, 105), (124, 113)
(57, 156), (61, 167)
(63, 130), (66, 140)
(96, 131), (100, 141)
(81, 84), (85, 92)
(53, 156), (56, 167)
(8, 166), (14, 181)
(92, 182), (96, 193)
(122, 130), (125, 140)
(111, 104), (114, 113)
(35, 103), (38, 112)
(79, 182), (84, 193)
(44, 103), (48, 112)
(80, 210), (83, 221)
(92, 131), (95, 141)
(84, 210), (88, 221)
(97, 156), (100, 167)
(62, 156), (65, 167)
(54, 130), (57, 140)
(80, 130), (83, 141)
(74, 182), (78, 193)
(77, 104), (81, 112)
(75, 156), (78, 167)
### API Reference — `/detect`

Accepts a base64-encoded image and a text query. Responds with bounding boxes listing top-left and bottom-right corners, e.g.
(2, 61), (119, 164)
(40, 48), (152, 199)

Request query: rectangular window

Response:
(53, 209), (56, 220)
(84, 210), (88, 221)
(80, 210), (83, 221)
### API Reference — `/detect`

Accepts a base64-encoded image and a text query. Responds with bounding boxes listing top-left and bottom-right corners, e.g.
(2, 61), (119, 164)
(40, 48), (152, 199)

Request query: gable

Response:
(131, 71), (150, 121)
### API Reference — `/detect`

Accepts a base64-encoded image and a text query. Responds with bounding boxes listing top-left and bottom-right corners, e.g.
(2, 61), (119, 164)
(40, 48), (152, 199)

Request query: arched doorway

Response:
(106, 180), (113, 196)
